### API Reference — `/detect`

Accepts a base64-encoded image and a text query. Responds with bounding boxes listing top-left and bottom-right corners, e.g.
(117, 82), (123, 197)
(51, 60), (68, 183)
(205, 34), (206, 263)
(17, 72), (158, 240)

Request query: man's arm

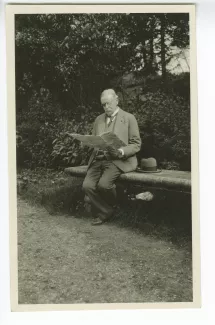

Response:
(121, 114), (141, 158)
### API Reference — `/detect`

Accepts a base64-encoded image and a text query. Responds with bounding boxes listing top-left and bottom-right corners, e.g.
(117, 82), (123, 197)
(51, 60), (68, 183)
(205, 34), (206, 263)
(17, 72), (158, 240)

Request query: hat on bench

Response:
(136, 158), (161, 173)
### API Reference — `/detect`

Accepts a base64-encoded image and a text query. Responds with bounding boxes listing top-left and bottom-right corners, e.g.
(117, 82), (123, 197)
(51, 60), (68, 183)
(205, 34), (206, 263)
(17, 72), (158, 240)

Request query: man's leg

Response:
(82, 161), (102, 216)
(97, 161), (121, 206)
(93, 161), (122, 224)
(83, 160), (122, 222)
(83, 161), (112, 218)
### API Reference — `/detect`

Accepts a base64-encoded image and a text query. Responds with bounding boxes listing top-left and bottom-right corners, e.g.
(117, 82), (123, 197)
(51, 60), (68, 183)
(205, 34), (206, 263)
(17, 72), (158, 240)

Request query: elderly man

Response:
(83, 89), (141, 225)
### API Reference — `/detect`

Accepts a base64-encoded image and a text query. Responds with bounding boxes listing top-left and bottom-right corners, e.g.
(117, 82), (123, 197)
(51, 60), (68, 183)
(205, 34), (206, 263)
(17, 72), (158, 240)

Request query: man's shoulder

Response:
(94, 113), (105, 122)
(120, 109), (136, 120)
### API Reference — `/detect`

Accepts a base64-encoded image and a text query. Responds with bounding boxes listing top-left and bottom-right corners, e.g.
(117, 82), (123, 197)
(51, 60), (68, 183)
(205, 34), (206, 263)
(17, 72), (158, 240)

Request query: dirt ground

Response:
(18, 198), (192, 304)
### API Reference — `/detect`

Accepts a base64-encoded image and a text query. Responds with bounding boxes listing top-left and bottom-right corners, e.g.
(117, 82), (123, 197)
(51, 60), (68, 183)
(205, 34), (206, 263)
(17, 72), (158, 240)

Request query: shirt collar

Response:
(111, 107), (119, 117)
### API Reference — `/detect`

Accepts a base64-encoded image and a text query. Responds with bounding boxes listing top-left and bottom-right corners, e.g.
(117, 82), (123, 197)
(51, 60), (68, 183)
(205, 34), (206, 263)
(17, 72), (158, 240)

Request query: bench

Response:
(65, 166), (191, 193)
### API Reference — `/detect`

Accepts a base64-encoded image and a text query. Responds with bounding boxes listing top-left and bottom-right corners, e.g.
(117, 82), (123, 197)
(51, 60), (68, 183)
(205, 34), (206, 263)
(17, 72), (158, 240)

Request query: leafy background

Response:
(15, 13), (191, 171)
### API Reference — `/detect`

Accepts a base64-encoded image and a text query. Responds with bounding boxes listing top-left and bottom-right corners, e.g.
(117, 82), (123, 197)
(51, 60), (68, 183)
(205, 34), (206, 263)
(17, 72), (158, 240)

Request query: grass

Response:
(18, 198), (192, 304)
(17, 168), (193, 304)
(18, 168), (192, 247)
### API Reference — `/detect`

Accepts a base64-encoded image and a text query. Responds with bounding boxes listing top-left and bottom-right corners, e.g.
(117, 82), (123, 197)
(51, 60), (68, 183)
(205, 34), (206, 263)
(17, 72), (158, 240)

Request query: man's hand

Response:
(117, 148), (124, 158)
(106, 147), (125, 159)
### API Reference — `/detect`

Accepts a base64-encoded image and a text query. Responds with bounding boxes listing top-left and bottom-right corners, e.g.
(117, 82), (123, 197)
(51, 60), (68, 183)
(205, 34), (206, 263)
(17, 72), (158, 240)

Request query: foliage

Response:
(16, 74), (191, 170)
(51, 114), (96, 167)
(15, 13), (190, 109)
(15, 13), (191, 171)
(16, 92), (61, 167)
(122, 88), (191, 170)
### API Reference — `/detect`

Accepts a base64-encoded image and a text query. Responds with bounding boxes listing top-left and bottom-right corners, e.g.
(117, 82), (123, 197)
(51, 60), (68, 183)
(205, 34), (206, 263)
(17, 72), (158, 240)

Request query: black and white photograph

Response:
(6, 4), (199, 310)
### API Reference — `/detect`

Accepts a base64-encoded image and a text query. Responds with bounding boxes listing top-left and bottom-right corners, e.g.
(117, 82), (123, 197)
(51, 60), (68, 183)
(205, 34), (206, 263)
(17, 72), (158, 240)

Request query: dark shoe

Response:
(91, 217), (105, 226)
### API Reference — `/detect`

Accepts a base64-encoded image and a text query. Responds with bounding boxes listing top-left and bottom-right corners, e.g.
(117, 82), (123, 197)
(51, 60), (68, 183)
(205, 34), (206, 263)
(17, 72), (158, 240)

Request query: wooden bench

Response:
(65, 166), (191, 193)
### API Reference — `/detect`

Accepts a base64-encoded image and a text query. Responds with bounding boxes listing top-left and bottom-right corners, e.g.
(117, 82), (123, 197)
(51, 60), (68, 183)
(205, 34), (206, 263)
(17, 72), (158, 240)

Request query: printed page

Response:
(68, 133), (108, 149)
(101, 132), (126, 149)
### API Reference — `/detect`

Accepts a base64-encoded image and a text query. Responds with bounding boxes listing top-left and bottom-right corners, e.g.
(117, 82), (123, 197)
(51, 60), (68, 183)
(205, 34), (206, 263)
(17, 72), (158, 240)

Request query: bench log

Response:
(65, 166), (191, 193)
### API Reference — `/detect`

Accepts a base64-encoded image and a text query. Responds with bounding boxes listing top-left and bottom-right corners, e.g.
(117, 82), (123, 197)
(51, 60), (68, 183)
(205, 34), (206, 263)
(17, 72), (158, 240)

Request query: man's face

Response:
(101, 94), (118, 116)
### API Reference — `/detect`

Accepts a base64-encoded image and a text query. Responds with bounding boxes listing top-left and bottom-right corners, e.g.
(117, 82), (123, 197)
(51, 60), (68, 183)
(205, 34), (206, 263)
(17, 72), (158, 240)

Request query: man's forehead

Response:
(101, 92), (115, 102)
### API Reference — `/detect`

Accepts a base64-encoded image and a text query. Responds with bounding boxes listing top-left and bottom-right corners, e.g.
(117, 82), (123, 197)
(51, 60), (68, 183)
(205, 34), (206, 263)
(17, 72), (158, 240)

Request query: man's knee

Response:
(82, 179), (96, 193)
(97, 178), (114, 191)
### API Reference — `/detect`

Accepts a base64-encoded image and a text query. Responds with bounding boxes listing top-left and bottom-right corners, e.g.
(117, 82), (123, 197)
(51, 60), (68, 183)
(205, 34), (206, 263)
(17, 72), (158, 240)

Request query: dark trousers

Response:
(82, 160), (122, 221)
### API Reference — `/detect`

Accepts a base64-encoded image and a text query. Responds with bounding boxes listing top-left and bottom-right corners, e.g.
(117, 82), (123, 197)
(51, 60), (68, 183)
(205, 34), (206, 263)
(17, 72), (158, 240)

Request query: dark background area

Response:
(15, 13), (191, 171)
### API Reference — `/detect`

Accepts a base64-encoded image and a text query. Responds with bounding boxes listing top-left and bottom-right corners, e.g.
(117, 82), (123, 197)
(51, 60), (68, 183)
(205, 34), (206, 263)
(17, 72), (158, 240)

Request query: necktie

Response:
(106, 114), (117, 127)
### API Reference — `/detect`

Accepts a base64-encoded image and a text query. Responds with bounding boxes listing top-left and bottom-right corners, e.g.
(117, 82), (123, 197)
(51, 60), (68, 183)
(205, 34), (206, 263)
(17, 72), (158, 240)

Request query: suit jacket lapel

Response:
(113, 108), (125, 140)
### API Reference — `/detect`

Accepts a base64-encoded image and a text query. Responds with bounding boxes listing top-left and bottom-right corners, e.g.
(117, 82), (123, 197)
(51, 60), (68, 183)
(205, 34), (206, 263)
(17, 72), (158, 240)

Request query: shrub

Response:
(16, 92), (61, 168)
(16, 76), (191, 171)
(123, 90), (191, 170)
(51, 117), (94, 168)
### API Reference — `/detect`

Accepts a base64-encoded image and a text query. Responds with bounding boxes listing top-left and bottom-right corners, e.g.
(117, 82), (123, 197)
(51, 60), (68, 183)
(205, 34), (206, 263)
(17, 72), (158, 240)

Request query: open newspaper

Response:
(67, 132), (126, 152)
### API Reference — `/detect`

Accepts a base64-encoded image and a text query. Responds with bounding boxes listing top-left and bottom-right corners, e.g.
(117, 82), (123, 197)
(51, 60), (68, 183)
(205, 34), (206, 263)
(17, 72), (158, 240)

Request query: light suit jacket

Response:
(88, 108), (141, 173)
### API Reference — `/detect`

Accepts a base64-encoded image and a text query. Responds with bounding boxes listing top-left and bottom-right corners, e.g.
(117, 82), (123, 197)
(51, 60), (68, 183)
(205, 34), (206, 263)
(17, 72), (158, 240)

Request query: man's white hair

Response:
(101, 89), (118, 99)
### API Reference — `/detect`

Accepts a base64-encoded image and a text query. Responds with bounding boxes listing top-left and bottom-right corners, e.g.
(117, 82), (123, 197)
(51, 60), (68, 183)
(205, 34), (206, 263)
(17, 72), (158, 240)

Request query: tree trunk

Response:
(148, 17), (155, 72)
(160, 15), (166, 80)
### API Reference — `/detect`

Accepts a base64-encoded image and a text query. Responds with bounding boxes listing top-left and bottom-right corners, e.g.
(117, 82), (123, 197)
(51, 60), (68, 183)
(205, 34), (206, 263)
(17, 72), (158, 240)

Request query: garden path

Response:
(18, 198), (192, 304)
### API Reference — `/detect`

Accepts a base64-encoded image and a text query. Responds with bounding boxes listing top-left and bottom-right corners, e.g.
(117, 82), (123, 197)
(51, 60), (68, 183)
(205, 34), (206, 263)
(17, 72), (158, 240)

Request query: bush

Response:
(51, 117), (94, 168)
(122, 89), (191, 170)
(16, 75), (191, 171)
(16, 91), (101, 169)
(16, 92), (61, 168)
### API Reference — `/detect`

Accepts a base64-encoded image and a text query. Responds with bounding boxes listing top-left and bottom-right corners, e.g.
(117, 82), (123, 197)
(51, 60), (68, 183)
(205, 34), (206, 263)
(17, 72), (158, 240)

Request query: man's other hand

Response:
(118, 148), (124, 158)
(106, 146), (124, 159)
